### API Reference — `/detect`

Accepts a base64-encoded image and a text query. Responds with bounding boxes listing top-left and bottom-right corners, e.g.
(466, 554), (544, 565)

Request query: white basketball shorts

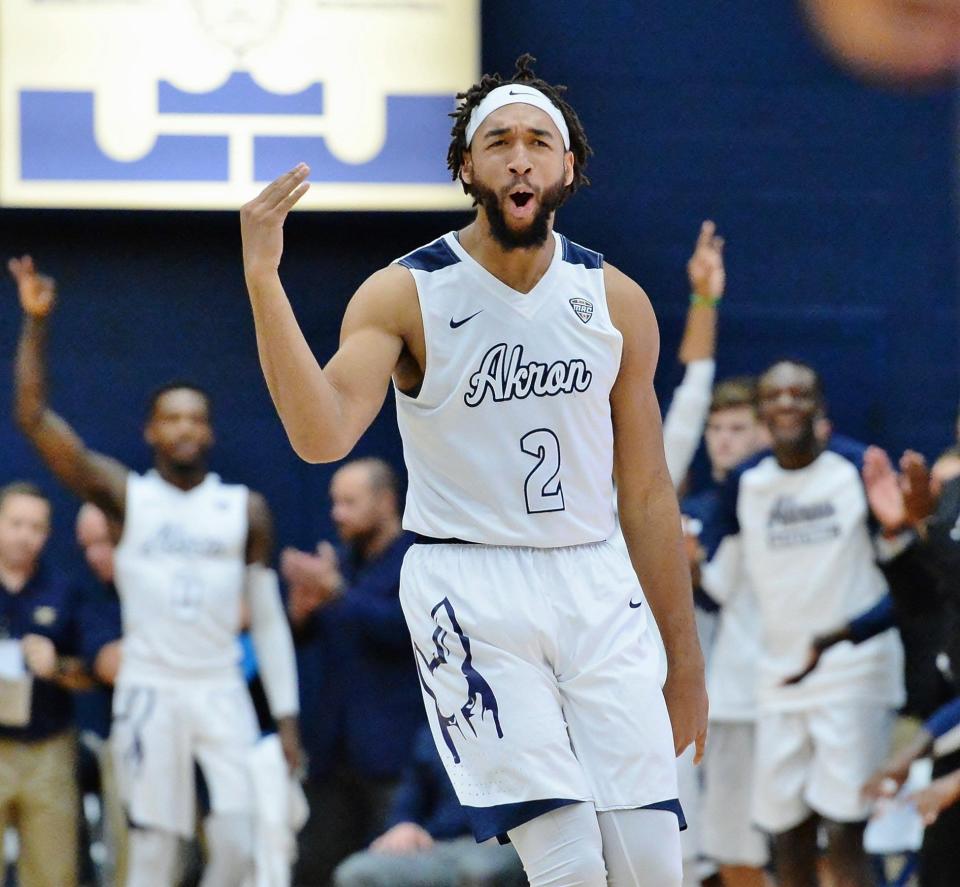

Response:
(752, 702), (895, 834)
(701, 721), (769, 867)
(400, 539), (683, 842)
(110, 677), (259, 836)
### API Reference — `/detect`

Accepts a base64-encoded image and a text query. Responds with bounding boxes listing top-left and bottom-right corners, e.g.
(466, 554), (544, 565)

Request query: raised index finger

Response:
(696, 220), (715, 247)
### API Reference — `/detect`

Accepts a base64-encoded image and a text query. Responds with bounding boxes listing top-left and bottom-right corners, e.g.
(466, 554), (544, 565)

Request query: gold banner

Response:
(0, 0), (479, 210)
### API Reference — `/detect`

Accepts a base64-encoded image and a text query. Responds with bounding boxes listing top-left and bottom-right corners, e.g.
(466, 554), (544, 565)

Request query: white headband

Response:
(464, 84), (570, 150)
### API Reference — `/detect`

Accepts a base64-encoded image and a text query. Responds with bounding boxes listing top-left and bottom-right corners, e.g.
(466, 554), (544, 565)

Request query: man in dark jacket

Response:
(284, 458), (421, 887)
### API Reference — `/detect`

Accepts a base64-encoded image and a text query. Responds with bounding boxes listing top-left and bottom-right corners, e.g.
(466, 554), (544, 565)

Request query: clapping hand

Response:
(899, 450), (934, 526)
(281, 541), (344, 623)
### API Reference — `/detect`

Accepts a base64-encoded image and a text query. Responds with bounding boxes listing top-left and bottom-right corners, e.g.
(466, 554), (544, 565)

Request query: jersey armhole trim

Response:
(393, 265), (432, 405)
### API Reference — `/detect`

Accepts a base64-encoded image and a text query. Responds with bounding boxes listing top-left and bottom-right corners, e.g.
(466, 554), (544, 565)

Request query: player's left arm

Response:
(606, 263), (708, 763)
(246, 491), (304, 775)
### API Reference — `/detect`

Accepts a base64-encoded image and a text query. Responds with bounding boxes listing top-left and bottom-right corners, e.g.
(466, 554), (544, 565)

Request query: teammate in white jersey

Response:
(700, 360), (902, 887)
(241, 54), (707, 887)
(9, 257), (303, 887)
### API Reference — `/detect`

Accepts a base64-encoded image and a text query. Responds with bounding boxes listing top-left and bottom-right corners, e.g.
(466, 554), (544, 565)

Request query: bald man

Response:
(283, 458), (421, 887)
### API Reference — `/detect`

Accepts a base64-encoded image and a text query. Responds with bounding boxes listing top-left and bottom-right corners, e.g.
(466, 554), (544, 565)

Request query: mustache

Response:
(501, 177), (535, 195)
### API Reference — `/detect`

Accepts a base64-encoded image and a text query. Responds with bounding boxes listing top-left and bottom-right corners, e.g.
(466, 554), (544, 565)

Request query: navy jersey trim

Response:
(825, 433), (868, 473)
(397, 238), (461, 273)
(462, 796), (686, 844)
(709, 450), (770, 554)
(559, 234), (603, 270)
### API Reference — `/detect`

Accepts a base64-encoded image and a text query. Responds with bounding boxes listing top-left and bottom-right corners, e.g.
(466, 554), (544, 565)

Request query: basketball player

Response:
(241, 55), (707, 886)
(9, 256), (303, 887)
(699, 360), (902, 887)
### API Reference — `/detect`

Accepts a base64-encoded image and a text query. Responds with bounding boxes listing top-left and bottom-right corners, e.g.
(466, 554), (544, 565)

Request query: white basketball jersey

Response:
(114, 470), (249, 683)
(394, 230), (622, 548)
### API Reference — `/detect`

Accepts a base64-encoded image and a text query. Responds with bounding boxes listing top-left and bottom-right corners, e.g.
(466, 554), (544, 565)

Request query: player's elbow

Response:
(13, 402), (42, 436)
(289, 431), (355, 464)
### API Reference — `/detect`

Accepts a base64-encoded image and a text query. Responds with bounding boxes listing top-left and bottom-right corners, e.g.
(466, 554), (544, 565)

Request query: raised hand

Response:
(687, 220), (725, 300)
(900, 450), (934, 526)
(862, 445), (906, 533)
(240, 164), (311, 280)
(8, 256), (56, 318)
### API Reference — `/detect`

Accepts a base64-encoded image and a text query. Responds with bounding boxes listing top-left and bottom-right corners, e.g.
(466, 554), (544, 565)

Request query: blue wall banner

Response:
(0, 0), (478, 210)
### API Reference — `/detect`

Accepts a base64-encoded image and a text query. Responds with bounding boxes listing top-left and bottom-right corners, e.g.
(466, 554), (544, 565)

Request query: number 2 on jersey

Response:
(520, 429), (565, 514)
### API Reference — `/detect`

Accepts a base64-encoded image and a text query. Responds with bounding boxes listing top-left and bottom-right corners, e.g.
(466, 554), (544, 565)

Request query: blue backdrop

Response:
(2, 0), (957, 568)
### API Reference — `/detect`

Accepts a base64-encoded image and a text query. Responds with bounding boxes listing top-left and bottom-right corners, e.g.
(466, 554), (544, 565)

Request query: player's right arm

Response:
(241, 165), (415, 463)
(10, 257), (128, 522)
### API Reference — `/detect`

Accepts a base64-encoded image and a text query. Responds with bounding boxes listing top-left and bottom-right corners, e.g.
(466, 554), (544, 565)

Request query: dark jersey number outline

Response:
(520, 428), (565, 514)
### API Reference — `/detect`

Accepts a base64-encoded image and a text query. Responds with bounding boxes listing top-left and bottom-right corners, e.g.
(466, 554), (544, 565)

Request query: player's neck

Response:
(154, 461), (208, 492)
(458, 216), (556, 294)
(773, 440), (823, 471)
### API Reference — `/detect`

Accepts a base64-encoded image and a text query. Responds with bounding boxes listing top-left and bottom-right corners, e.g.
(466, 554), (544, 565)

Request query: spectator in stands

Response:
(0, 482), (96, 887)
(782, 446), (960, 719)
(75, 504), (122, 687)
(683, 378), (770, 887)
(828, 444), (960, 887)
(284, 458), (419, 887)
(74, 502), (126, 885)
(332, 724), (524, 887)
(698, 360), (903, 887)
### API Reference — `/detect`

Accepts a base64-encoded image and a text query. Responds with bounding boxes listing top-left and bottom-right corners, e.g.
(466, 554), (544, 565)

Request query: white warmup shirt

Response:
(701, 440), (904, 711)
(114, 470), (249, 683)
(395, 231), (623, 548)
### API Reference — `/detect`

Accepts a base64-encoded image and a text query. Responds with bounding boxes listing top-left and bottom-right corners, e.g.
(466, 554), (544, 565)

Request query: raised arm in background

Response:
(9, 257), (128, 524)
(662, 220), (725, 487)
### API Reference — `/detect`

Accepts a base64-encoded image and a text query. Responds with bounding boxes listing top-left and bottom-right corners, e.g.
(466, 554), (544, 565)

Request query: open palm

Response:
(862, 445), (905, 532)
(8, 256), (56, 318)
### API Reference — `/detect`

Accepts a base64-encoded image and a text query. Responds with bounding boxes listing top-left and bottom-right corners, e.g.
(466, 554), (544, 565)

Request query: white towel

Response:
(243, 735), (310, 887)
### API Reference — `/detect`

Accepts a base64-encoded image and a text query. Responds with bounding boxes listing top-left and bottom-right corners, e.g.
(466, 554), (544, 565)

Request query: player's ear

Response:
(460, 151), (473, 186)
(563, 150), (574, 188)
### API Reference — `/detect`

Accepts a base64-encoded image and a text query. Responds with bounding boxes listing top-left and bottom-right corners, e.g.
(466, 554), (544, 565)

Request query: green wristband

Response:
(690, 292), (720, 308)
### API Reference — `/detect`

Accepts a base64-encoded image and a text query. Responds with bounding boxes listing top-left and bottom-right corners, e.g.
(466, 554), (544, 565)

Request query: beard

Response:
(471, 174), (567, 251)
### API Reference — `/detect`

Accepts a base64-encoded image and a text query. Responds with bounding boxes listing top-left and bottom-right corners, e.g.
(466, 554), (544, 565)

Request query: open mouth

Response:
(509, 190), (534, 208)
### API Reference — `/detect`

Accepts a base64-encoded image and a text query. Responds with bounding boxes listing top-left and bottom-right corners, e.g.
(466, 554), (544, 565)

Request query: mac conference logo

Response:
(1, 0), (478, 210)
(569, 298), (594, 324)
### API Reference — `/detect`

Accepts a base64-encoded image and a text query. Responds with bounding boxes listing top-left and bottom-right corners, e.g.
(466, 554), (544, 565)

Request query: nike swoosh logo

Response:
(509, 90), (536, 96)
(449, 310), (483, 329)
(628, 600), (643, 609)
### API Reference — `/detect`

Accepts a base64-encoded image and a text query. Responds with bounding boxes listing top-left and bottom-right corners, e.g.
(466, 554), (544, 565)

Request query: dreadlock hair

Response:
(447, 54), (592, 205)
